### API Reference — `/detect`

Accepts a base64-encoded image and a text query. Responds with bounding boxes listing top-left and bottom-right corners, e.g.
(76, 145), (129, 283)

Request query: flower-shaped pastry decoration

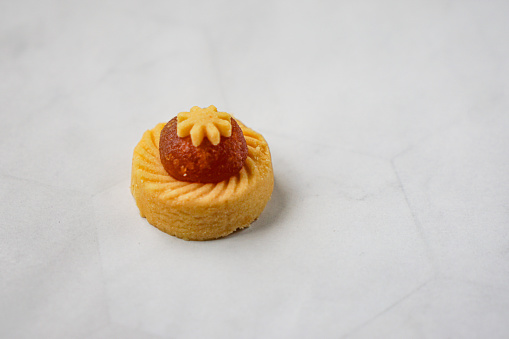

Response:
(177, 105), (232, 147)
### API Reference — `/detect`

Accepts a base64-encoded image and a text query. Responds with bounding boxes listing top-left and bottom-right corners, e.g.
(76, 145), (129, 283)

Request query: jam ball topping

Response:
(159, 106), (248, 183)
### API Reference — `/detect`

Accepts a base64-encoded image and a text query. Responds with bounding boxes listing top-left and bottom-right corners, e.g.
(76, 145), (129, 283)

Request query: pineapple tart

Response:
(131, 105), (274, 240)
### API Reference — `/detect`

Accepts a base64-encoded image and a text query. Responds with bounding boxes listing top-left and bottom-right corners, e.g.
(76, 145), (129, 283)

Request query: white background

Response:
(1, 0), (509, 338)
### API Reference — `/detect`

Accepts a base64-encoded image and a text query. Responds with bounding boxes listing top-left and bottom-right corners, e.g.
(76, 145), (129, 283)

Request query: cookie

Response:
(130, 106), (274, 240)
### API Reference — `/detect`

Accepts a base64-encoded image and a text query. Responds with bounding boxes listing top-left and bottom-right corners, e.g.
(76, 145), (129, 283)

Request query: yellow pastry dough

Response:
(131, 121), (274, 241)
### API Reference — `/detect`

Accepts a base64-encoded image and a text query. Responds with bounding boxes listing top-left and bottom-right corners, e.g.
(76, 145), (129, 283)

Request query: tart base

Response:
(131, 121), (274, 241)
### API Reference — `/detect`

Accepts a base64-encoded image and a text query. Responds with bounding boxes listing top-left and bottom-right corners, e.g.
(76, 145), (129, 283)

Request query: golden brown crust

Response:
(159, 117), (248, 183)
(131, 121), (274, 241)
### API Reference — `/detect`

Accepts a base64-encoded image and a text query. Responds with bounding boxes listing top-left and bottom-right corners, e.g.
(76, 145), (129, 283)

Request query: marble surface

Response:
(1, 0), (509, 338)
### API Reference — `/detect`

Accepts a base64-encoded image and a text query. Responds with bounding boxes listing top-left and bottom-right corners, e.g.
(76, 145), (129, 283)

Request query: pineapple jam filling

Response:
(159, 105), (248, 183)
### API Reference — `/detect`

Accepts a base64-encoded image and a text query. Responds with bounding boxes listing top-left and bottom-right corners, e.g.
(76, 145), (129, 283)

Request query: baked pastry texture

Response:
(131, 106), (273, 241)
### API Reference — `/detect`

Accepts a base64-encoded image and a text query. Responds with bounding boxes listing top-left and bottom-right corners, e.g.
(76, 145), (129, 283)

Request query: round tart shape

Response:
(131, 120), (273, 241)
